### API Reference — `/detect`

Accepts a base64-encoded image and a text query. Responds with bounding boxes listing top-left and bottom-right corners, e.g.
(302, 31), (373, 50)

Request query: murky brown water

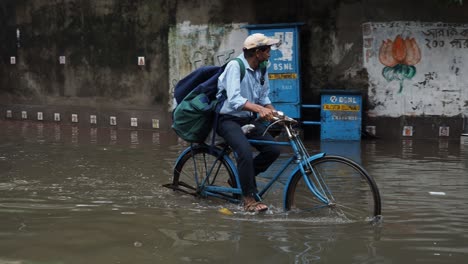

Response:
(1, 121), (467, 264)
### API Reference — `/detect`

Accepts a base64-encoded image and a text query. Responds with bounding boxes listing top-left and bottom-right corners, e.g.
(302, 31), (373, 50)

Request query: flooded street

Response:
(1, 120), (467, 264)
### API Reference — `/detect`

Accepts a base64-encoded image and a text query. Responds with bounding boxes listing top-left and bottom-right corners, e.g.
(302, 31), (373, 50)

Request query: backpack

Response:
(171, 58), (265, 143)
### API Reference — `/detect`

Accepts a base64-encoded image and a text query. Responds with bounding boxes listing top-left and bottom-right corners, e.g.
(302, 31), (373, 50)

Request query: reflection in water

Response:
(71, 126), (79, 145)
(90, 127), (98, 144)
(401, 139), (413, 159)
(1, 121), (179, 147)
(110, 128), (117, 145)
(54, 124), (61, 142)
(0, 120), (467, 263)
(320, 140), (361, 163)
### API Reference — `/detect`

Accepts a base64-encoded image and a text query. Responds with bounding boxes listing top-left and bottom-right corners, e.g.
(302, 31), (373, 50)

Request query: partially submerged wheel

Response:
(171, 145), (238, 200)
(285, 156), (381, 222)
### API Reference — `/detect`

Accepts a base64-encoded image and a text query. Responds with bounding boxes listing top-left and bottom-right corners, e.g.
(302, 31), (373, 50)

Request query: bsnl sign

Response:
(321, 92), (362, 141)
(246, 23), (302, 118)
(271, 62), (294, 71)
(329, 95), (358, 104)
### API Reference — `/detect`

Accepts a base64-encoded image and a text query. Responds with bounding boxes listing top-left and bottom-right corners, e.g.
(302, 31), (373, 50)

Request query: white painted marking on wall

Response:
(365, 125), (376, 136)
(110, 116), (117, 126)
(37, 112), (43, 121)
(54, 113), (61, 121)
(16, 28), (20, 47)
(90, 115), (97, 124)
(439, 126), (450, 136)
(130, 118), (138, 127)
(403, 126), (413, 136)
(10, 56), (16, 64)
(152, 119), (159, 129)
(71, 114), (78, 123)
(6, 110), (12, 118)
(21, 111), (27, 119)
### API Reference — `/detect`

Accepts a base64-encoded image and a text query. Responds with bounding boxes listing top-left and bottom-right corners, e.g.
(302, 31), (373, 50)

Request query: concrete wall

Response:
(1, 0), (175, 128)
(364, 22), (468, 117)
(168, 22), (248, 110)
(2, 0), (468, 137)
(1, 0), (173, 105)
(363, 21), (468, 138)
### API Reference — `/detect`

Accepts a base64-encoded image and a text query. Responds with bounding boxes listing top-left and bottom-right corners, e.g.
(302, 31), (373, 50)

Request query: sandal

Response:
(244, 201), (268, 213)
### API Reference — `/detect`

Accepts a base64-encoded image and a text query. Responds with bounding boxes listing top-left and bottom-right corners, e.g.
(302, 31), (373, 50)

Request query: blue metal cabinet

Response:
(245, 23), (303, 118)
(320, 90), (362, 141)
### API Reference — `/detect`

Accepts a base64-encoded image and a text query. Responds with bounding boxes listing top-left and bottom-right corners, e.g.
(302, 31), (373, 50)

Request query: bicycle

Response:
(164, 112), (382, 222)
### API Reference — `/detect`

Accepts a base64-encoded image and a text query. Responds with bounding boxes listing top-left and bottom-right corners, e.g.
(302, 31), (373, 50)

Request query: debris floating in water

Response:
(218, 207), (233, 215)
(429, 191), (446, 196)
(134, 241), (143, 247)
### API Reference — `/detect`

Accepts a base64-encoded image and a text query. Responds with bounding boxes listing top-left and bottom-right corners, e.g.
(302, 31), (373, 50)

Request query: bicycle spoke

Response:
(332, 203), (368, 219)
(171, 145), (238, 201)
(286, 156), (381, 222)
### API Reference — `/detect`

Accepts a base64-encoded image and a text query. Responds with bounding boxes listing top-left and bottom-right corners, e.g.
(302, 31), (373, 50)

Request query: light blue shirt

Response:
(217, 54), (272, 117)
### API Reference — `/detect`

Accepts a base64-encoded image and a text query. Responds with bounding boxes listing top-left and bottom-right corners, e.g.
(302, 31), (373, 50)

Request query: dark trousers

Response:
(216, 114), (280, 197)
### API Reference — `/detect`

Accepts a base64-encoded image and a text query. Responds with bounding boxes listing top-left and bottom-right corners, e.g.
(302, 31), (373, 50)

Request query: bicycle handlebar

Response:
(271, 111), (297, 123)
(261, 111), (297, 137)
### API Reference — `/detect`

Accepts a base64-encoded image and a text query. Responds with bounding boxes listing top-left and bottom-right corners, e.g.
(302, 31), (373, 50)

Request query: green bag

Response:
(172, 58), (266, 143)
(172, 90), (219, 143)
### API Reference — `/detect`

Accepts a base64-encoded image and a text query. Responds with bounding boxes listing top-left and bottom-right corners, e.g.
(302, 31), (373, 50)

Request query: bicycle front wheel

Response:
(172, 145), (238, 200)
(285, 155), (381, 222)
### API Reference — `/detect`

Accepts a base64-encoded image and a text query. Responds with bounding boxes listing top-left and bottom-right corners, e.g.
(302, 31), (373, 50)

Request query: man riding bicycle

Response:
(216, 33), (281, 213)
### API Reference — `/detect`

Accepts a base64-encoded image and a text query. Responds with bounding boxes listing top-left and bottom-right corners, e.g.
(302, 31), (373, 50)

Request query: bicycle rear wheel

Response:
(285, 155), (381, 222)
(172, 145), (238, 200)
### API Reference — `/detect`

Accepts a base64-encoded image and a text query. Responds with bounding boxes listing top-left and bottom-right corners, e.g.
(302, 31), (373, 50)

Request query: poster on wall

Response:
(363, 21), (468, 117)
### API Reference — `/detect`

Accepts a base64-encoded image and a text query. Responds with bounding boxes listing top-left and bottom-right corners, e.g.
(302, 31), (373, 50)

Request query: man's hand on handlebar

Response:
(243, 101), (291, 122)
(257, 106), (277, 121)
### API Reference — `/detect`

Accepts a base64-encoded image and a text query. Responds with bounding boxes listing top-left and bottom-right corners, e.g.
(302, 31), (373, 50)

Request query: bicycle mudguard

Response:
(282, 152), (326, 209)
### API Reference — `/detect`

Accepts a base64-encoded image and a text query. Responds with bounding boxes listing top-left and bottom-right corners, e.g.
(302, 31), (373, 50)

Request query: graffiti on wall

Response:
(363, 22), (468, 117)
(167, 22), (247, 110)
(190, 48), (236, 70)
(169, 48), (236, 100)
(422, 27), (468, 49)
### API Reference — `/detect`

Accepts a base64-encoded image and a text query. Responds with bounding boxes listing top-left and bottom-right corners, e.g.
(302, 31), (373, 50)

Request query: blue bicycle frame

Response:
(168, 112), (382, 220)
(182, 135), (331, 210)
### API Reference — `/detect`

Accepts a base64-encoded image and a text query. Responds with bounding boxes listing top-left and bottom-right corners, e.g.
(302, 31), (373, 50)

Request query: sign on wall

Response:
(168, 22), (302, 118)
(321, 92), (362, 141)
(363, 21), (468, 117)
(247, 25), (301, 118)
